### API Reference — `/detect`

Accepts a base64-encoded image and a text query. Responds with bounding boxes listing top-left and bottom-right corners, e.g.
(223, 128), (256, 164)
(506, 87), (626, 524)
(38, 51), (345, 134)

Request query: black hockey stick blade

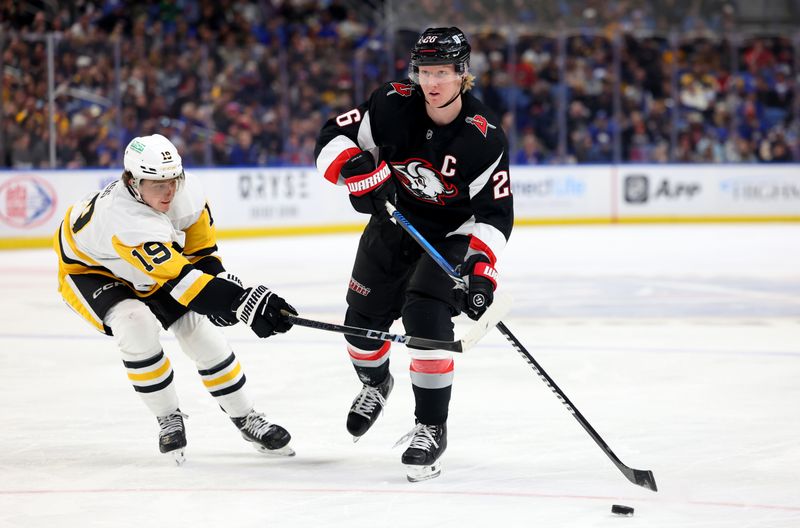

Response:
(624, 467), (658, 492)
(496, 322), (658, 492)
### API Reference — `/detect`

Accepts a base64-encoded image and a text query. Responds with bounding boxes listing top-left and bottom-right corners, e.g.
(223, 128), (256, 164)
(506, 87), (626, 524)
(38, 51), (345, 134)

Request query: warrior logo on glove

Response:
(470, 293), (486, 308)
(234, 285), (297, 338)
(341, 151), (397, 215)
(461, 256), (498, 320)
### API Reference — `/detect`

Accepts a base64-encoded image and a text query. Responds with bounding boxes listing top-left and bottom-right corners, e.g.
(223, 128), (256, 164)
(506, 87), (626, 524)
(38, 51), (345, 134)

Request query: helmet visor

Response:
(412, 65), (465, 85)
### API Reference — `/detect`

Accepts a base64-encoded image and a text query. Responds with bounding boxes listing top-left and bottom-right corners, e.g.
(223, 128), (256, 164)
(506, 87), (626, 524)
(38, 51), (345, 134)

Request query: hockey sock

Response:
(410, 358), (454, 424)
(197, 352), (252, 417)
(123, 350), (179, 417)
(347, 340), (391, 385)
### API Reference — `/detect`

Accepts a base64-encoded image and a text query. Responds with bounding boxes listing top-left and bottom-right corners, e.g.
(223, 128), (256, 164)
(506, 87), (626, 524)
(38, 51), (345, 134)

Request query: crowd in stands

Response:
(1, 0), (797, 169)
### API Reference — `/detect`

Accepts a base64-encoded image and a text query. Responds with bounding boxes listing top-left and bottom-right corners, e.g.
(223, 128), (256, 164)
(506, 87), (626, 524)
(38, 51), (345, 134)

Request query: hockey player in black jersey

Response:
(314, 27), (513, 482)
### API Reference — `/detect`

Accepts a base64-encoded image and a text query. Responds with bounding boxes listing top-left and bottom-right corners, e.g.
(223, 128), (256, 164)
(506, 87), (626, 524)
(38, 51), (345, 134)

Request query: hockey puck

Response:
(611, 504), (634, 516)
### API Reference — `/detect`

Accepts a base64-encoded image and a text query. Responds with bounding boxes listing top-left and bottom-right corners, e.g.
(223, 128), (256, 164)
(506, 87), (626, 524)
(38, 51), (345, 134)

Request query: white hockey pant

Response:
(105, 300), (253, 418)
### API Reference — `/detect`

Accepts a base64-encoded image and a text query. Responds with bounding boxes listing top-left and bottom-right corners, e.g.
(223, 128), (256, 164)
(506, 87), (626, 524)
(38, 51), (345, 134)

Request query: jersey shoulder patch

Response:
(463, 94), (503, 140)
(386, 81), (414, 97)
(369, 80), (422, 139)
(374, 79), (420, 115)
(465, 114), (497, 138)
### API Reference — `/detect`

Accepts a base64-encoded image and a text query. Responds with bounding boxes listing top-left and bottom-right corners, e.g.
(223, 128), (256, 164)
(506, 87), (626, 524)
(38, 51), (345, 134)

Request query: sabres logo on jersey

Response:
(465, 114), (496, 137)
(387, 82), (414, 97)
(393, 158), (458, 205)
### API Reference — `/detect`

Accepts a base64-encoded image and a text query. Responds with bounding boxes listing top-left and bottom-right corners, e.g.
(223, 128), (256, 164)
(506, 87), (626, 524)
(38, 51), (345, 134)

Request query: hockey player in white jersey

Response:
(54, 134), (297, 464)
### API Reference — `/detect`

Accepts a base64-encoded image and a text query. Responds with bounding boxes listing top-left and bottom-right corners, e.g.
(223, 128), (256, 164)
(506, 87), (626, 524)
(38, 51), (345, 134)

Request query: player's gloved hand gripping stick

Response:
(341, 151), (397, 215)
(384, 201), (657, 492)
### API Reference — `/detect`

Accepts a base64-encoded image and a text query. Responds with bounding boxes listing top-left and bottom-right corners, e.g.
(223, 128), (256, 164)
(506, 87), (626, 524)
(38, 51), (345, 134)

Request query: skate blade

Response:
(166, 448), (185, 466)
(252, 443), (296, 457)
(405, 461), (442, 482)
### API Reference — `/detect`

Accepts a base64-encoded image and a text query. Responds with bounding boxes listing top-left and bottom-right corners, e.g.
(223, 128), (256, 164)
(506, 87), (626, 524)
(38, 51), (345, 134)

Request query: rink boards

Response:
(1, 164), (799, 248)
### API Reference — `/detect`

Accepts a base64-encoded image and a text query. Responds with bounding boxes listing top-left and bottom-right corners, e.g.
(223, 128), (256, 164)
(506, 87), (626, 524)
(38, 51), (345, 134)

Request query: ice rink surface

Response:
(1, 223), (798, 527)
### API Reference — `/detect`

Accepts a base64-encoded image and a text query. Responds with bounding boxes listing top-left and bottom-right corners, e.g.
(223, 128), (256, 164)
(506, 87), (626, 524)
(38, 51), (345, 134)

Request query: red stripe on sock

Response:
(347, 341), (391, 361)
(410, 358), (454, 374)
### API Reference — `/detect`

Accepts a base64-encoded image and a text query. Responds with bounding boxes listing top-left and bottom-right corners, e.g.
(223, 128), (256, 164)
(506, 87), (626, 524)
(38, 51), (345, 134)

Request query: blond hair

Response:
(462, 72), (475, 92)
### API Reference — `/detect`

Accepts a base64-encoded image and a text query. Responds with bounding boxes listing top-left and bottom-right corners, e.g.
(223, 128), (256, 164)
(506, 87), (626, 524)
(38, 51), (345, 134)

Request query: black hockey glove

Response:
(207, 272), (243, 327)
(342, 151), (396, 215)
(233, 285), (297, 338)
(460, 255), (498, 321)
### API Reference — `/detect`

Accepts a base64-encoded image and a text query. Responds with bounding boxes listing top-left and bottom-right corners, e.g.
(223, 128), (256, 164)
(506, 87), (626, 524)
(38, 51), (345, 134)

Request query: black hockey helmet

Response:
(409, 27), (471, 84)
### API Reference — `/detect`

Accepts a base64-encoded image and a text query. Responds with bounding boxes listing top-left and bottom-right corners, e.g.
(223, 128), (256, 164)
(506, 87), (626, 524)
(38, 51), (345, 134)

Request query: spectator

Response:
(11, 132), (48, 168)
(229, 128), (260, 166)
(515, 131), (546, 164)
(1, 2), (796, 167)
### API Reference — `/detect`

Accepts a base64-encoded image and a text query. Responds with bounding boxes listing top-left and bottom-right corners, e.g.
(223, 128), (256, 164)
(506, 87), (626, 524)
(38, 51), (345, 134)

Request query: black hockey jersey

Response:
(315, 80), (513, 267)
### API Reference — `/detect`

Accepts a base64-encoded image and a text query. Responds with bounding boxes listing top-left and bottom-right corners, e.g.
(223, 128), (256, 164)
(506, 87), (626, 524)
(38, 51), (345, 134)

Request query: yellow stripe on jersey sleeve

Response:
(176, 271), (213, 305)
(183, 204), (217, 260)
(112, 235), (214, 306)
(112, 236), (188, 284)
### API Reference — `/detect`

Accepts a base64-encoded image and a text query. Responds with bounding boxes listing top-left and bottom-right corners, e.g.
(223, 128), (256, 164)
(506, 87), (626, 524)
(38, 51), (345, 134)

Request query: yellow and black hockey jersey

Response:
(54, 172), (240, 325)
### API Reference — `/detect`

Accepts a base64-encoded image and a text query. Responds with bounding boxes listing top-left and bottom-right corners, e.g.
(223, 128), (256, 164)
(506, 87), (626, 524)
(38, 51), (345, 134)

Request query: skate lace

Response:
(393, 423), (439, 450)
(352, 385), (387, 419)
(242, 411), (275, 438)
(157, 411), (187, 435)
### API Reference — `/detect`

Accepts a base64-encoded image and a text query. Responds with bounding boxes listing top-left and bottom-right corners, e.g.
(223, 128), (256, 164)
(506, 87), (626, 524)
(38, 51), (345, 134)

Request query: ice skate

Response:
(232, 410), (295, 456)
(157, 410), (188, 466)
(347, 372), (394, 442)
(395, 422), (447, 482)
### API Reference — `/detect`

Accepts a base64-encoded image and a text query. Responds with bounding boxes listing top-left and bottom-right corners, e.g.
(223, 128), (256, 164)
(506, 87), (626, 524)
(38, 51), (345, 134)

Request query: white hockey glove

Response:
(234, 285), (297, 338)
(207, 272), (243, 326)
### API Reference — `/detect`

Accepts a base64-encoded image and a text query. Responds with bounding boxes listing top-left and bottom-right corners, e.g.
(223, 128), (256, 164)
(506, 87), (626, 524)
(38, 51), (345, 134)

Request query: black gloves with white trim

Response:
(460, 255), (498, 321)
(233, 285), (297, 338)
(207, 272), (243, 326)
(341, 151), (396, 215)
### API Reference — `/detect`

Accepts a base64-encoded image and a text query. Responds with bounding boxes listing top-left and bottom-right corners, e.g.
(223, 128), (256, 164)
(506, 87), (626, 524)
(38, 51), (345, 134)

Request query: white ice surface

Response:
(1, 224), (798, 527)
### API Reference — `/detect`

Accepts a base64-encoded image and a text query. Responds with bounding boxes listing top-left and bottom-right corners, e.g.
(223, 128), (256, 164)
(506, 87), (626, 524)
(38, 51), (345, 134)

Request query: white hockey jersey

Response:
(55, 172), (221, 306)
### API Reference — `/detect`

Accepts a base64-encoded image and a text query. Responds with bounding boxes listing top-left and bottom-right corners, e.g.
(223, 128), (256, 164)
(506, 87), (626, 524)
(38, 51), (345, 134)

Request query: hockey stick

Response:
(283, 292), (511, 353)
(385, 201), (658, 492)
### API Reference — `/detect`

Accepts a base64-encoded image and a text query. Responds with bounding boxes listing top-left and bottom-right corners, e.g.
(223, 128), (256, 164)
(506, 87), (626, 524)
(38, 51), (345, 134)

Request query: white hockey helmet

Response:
(123, 134), (184, 201)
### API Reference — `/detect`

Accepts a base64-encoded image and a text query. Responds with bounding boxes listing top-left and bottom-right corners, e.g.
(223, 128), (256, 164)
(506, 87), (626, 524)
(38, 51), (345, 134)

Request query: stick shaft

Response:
(496, 320), (657, 491)
(385, 202), (465, 288)
(385, 201), (657, 492)
(285, 314), (464, 352)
